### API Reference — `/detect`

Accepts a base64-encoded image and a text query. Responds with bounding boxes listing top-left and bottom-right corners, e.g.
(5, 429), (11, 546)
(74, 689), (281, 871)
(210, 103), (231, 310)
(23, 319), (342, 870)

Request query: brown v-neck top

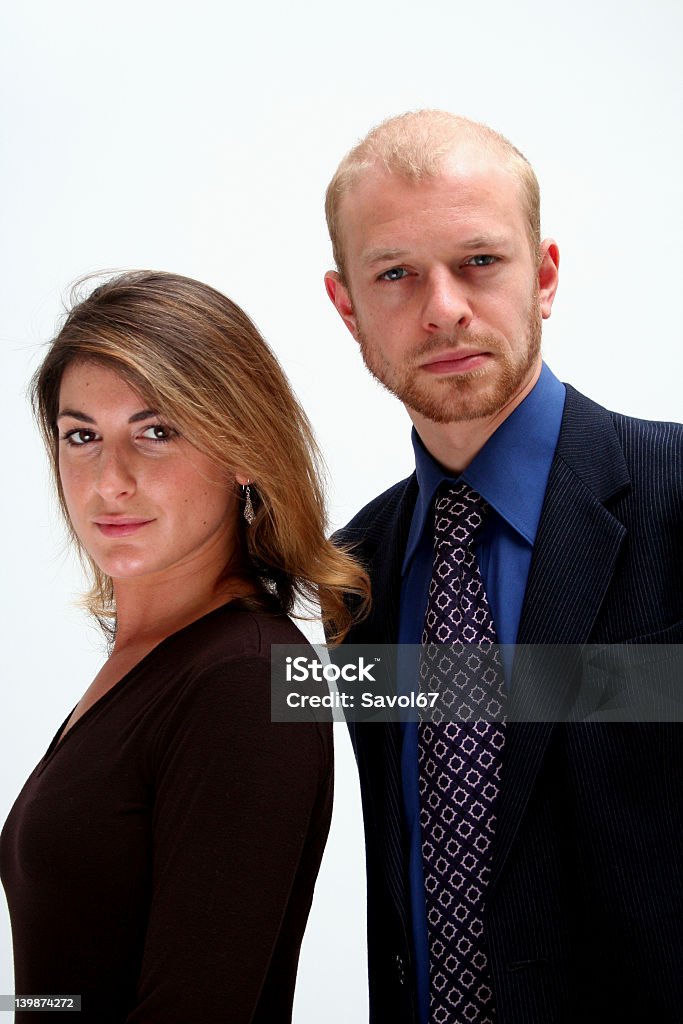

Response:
(0, 602), (332, 1023)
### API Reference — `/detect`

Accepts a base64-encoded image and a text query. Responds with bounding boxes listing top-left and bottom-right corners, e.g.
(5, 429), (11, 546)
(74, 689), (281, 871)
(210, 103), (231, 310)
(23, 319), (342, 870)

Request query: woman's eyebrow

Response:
(128, 409), (160, 423)
(57, 408), (159, 424)
(57, 408), (96, 423)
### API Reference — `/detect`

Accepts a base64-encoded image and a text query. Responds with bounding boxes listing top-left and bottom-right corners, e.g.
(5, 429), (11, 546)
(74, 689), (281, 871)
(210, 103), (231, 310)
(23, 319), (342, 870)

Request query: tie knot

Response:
(433, 482), (488, 547)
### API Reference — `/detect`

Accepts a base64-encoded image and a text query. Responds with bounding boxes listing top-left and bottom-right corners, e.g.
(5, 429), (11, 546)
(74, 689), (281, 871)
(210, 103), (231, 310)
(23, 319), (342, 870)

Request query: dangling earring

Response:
(242, 482), (255, 525)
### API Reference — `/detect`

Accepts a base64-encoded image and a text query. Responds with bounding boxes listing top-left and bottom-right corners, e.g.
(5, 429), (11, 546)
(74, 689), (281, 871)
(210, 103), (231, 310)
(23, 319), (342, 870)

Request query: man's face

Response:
(325, 148), (559, 425)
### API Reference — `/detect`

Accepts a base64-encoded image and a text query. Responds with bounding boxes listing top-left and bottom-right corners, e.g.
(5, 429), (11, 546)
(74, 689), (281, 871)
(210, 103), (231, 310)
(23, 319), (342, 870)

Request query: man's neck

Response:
(409, 362), (542, 474)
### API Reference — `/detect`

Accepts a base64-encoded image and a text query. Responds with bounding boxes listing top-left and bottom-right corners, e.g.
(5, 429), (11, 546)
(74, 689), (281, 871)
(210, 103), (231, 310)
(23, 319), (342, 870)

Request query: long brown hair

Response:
(32, 270), (369, 643)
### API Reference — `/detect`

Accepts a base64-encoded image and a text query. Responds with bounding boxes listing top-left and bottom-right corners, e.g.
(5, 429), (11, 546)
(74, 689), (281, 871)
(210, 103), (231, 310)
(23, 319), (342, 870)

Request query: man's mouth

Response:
(421, 351), (490, 375)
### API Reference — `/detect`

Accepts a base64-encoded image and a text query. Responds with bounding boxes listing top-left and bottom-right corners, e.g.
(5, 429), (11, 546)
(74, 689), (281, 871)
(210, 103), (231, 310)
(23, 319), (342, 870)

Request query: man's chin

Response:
(394, 375), (515, 425)
(405, 396), (506, 425)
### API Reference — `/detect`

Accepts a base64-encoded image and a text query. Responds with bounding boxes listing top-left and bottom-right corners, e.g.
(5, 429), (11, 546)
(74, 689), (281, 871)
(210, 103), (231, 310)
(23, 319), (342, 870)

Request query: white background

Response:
(1, 1), (681, 1018)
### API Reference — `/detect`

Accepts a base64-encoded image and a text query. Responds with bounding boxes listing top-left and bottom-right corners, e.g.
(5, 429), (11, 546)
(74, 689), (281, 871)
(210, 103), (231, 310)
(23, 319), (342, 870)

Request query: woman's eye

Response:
(63, 429), (98, 446)
(140, 424), (175, 442)
(379, 267), (409, 282)
(465, 255), (497, 267)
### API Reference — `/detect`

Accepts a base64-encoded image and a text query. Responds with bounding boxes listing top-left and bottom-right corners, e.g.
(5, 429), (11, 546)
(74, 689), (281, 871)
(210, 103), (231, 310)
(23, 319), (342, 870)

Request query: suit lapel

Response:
(490, 387), (631, 887)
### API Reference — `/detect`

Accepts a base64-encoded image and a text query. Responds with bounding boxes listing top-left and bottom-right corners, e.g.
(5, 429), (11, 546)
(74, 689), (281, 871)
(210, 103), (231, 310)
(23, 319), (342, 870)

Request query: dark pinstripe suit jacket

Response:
(336, 386), (682, 1024)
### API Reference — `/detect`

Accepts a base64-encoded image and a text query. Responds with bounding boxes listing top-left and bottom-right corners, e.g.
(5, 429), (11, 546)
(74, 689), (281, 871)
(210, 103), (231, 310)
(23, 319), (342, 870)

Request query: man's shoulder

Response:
(608, 409), (682, 519)
(565, 384), (682, 445)
(608, 406), (683, 456)
(562, 385), (681, 477)
(558, 386), (682, 528)
(333, 474), (417, 550)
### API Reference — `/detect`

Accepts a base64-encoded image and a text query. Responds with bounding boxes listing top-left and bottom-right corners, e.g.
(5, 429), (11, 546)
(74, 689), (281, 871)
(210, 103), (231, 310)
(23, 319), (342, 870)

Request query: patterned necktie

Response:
(418, 481), (506, 1024)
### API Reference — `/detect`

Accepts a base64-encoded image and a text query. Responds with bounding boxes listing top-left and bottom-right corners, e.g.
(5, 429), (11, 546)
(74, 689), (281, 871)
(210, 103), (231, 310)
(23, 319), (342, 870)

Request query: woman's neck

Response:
(111, 566), (257, 652)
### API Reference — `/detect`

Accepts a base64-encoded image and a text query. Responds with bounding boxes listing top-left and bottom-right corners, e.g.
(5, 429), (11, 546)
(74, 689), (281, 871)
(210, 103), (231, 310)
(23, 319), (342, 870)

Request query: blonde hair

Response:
(32, 270), (370, 643)
(325, 109), (541, 280)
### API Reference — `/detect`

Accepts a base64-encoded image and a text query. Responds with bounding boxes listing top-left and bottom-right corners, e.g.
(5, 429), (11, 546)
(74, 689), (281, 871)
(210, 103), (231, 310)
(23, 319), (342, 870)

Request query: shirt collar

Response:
(402, 362), (566, 573)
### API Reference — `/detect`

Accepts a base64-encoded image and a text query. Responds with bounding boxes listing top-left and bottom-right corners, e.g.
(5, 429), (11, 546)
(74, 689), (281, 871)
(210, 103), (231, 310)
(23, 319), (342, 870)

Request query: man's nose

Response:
(95, 445), (137, 501)
(420, 270), (472, 334)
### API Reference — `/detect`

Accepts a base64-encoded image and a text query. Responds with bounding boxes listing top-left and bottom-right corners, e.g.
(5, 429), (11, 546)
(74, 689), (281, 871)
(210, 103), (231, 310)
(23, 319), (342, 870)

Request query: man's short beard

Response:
(357, 293), (543, 425)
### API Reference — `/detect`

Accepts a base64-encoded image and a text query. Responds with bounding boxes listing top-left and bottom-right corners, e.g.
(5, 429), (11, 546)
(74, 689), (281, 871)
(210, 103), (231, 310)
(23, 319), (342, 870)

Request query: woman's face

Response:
(57, 360), (239, 585)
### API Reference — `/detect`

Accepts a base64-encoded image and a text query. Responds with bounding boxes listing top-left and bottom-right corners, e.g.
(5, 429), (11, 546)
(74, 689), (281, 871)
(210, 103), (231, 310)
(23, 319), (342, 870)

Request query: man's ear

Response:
(538, 239), (560, 319)
(324, 270), (360, 341)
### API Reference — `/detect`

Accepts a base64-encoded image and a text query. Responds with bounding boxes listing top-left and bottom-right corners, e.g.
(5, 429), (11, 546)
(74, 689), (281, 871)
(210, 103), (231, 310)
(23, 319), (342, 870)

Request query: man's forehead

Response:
(341, 148), (522, 221)
(338, 157), (525, 249)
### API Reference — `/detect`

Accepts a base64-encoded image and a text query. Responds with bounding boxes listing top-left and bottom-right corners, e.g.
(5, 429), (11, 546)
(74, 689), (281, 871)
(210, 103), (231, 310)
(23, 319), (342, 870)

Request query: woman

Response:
(0, 271), (369, 1022)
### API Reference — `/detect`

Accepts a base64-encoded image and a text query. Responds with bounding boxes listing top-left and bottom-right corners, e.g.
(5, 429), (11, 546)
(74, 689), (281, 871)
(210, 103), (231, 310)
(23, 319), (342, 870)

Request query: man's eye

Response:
(465, 255), (497, 267)
(379, 267), (409, 282)
(140, 424), (175, 442)
(63, 429), (98, 446)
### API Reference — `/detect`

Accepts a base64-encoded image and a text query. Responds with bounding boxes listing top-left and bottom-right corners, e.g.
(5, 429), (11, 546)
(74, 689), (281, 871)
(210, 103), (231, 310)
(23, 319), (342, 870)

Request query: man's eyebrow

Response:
(362, 237), (510, 267)
(56, 408), (159, 424)
(460, 235), (508, 250)
(362, 248), (410, 267)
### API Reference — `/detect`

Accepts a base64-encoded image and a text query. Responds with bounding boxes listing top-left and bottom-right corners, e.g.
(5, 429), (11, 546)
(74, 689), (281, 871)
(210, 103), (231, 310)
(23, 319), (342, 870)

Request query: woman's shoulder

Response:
(149, 602), (330, 772)
(157, 598), (309, 675)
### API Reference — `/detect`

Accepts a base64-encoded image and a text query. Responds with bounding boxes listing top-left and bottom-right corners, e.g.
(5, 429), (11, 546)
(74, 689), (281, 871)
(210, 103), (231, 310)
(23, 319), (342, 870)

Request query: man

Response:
(324, 111), (681, 1024)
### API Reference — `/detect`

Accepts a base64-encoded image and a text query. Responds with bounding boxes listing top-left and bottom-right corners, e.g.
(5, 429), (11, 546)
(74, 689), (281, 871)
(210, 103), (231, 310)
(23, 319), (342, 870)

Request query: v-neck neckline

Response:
(38, 599), (246, 771)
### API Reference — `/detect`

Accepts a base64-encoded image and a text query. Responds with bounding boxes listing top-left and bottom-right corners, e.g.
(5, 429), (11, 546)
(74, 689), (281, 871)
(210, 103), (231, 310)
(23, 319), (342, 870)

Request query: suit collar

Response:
(552, 384), (631, 502)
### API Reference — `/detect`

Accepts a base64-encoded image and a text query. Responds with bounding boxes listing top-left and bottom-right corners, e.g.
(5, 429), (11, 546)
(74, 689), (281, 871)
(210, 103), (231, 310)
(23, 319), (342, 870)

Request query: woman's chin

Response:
(93, 555), (155, 581)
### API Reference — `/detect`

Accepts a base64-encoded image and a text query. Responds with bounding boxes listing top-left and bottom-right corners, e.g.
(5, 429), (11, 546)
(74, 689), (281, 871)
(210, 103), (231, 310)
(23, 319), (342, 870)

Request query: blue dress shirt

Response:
(397, 363), (566, 1022)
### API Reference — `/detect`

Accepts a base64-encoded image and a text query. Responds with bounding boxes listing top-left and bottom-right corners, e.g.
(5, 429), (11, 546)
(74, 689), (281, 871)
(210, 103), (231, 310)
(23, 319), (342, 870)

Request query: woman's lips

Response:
(422, 351), (490, 375)
(94, 519), (154, 538)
